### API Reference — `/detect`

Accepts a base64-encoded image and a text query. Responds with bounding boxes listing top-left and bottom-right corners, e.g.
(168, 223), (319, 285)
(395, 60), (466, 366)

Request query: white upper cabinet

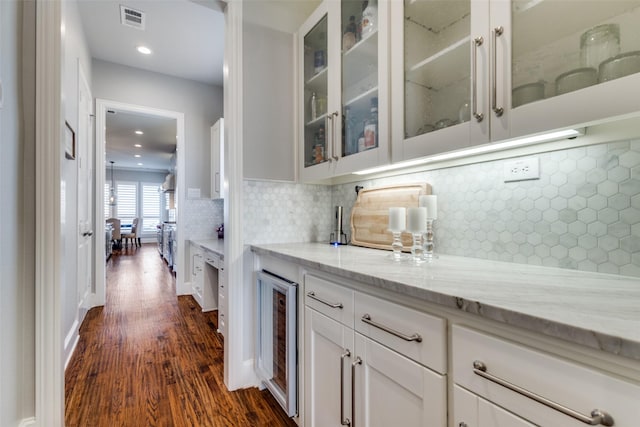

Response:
(299, 0), (390, 182)
(391, 0), (640, 163)
(210, 119), (223, 199)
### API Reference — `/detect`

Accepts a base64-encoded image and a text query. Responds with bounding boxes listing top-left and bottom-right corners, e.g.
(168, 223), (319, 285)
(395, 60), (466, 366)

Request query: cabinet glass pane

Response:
(304, 15), (329, 168)
(512, 0), (640, 108)
(342, 0), (379, 157)
(404, 0), (471, 139)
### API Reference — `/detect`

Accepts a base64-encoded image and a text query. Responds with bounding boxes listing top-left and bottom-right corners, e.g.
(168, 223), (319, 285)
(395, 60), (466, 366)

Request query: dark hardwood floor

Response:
(65, 244), (296, 427)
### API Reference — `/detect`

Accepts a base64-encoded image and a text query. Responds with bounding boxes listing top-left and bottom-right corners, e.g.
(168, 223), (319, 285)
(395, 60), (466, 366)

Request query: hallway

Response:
(65, 244), (296, 426)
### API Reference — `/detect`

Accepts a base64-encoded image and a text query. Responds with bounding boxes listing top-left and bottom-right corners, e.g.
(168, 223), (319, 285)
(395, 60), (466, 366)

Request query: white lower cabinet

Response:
(454, 385), (536, 427)
(304, 307), (354, 427)
(452, 325), (640, 427)
(353, 333), (446, 427)
(304, 273), (446, 427)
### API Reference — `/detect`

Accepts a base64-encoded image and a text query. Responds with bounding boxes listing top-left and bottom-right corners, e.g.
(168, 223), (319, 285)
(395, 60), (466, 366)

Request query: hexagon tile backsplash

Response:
(332, 139), (640, 278)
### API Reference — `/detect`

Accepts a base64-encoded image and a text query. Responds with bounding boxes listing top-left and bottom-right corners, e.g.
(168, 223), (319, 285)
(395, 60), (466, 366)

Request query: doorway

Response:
(94, 99), (186, 307)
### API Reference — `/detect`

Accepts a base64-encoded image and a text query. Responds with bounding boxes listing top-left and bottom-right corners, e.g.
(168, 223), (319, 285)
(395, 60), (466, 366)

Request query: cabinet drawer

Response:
(304, 274), (354, 328)
(203, 250), (220, 267)
(452, 325), (640, 427)
(354, 292), (446, 374)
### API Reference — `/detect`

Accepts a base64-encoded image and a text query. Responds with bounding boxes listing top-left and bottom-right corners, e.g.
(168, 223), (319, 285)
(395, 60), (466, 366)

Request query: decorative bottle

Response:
(361, 0), (377, 37)
(363, 97), (378, 150)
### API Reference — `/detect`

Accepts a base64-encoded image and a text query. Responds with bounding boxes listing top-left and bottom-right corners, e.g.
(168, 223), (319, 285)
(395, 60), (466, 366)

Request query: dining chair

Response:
(106, 218), (122, 249)
(122, 218), (140, 248)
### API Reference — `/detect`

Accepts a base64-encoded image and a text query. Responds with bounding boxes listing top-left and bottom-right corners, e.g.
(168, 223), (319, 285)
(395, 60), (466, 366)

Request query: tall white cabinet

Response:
(210, 118), (223, 200)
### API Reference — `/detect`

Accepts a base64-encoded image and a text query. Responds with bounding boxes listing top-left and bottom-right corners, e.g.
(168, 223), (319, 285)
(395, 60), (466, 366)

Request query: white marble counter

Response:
(251, 242), (640, 361)
(191, 239), (225, 259)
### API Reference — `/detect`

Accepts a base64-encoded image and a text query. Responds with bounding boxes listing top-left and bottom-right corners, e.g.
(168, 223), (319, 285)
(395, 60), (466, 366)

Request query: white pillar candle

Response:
(407, 207), (427, 233)
(419, 195), (438, 219)
(388, 207), (406, 232)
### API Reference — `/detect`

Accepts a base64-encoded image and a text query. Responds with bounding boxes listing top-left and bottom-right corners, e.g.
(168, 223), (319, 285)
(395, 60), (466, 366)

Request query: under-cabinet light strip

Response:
(353, 128), (584, 175)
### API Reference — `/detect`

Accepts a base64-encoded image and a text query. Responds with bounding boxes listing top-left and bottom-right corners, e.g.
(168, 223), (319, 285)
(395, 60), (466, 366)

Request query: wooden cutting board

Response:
(350, 183), (431, 251)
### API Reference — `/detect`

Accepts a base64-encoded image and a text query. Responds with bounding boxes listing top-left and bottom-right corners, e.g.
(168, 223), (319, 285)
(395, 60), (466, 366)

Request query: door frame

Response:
(94, 99), (186, 307)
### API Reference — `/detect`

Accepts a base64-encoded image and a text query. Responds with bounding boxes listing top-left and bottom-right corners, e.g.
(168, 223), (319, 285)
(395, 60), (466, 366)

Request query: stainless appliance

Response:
(256, 270), (298, 417)
(162, 222), (176, 267)
(330, 205), (348, 245)
(156, 224), (163, 255)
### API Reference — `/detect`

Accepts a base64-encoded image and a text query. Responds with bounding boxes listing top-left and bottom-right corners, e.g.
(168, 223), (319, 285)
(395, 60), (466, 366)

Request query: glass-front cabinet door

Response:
(299, 0), (389, 182)
(508, 0), (640, 138)
(391, 0), (480, 162)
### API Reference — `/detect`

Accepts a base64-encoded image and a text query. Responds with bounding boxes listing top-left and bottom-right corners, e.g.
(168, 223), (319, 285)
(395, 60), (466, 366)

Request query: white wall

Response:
(92, 59), (224, 198)
(0, 0), (37, 424)
(61, 0), (93, 369)
(243, 21), (295, 182)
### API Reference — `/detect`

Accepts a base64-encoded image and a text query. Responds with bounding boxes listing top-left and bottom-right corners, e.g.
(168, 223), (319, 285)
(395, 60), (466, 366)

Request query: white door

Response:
(77, 63), (93, 313)
(353, 333), (447, 427)
(304, 307), (354, 427)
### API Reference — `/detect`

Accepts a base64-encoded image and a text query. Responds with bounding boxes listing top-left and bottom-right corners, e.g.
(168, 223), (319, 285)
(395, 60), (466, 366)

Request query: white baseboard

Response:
(19, 417), (36, 427)
(176, 280), (192, 296)
(241, 358), (259, 389)
(63, 319), (79, 371)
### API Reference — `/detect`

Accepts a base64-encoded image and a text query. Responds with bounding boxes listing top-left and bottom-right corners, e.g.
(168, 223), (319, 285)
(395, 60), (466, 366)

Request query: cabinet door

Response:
(505, 0), (640, 138)
(454, 385), (536, 427)
(299, 0), (390, 181)
(305, 307), (355, 427)
(299, 1), (339, 182)
(353, 333), (446, 427)
(391, 0), (483, 162)
(210, 118), (223, 199)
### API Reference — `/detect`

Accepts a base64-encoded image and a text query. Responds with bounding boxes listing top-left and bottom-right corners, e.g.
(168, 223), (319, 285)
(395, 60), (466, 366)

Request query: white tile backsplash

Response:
(240, 139), (639, 278)
(182, 198), (223, 240)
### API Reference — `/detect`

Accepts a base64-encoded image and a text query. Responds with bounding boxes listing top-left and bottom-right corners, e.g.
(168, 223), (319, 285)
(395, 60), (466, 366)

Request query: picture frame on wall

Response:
(65, 121), (76, 160)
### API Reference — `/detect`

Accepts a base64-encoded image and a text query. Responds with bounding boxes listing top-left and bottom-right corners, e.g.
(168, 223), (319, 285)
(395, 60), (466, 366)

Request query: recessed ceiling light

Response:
(134, 144), (142, 148)
(134, 154), (141, 158)
(137, 163), (143, 166)
(137, 46), (152, 55)
(135, 130), (144, 135)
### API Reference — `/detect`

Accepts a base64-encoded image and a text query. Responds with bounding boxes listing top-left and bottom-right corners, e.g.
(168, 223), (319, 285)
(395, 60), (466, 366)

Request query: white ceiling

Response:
(78, 0), (225, 86)
(105, 109), (177, 171)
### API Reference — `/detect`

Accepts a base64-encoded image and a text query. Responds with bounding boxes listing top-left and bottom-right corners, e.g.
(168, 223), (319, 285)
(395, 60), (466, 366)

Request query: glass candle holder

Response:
(390, 231), (404, 261)
(411, 233), (425, 263)
(423, 219), (438, 260)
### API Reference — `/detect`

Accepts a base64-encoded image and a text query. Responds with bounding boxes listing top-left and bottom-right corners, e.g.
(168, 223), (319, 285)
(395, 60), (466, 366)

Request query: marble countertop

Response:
(251, 242), (640, 361)
(191, 239), (224, 259)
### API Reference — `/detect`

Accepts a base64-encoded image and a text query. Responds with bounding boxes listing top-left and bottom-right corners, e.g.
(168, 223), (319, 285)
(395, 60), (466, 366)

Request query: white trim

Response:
(223, 1), (257, 390)
(63, 320), (80, 371)
(94, 99), (186, 307)
(35, 1), (63, 425)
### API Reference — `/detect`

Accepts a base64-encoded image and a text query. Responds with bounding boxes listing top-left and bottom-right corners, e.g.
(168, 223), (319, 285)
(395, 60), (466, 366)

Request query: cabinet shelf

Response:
(305, 67), (328, 95)
(306, 114), (326, 127)
(405, 0), (470, 35)
(406, 36), (470, 90)
(344, 86), (378, 110)
(343, 31), (378, 92)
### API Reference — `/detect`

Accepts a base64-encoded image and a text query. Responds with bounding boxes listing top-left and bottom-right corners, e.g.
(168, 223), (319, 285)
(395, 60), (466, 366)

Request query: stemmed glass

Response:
(388, 207), (406, 261)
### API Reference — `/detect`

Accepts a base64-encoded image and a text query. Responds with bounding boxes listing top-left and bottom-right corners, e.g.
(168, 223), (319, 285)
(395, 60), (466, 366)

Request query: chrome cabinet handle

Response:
(473, 361), (614, 426)
(472, 36), (484, 122)
(214, 172), (220, 193)
(361, 314), (422, 342)
(325, 114), (332, 162)
(331, 111), (340, 161)
(491, 26), (504, 117)
(351, 356), (362, 427)
(82, 230), (94, 237)
(341, 350), (351, 426)
(306, 291), (343, 309)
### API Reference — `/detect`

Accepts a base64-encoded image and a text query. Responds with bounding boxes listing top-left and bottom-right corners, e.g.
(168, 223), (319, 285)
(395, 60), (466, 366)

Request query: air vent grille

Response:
(120, 5), (145, 30)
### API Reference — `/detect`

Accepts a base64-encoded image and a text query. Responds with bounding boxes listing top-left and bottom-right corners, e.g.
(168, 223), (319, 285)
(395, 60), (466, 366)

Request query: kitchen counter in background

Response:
(251, 242), (640, 361)
(191, 239), (225, 259)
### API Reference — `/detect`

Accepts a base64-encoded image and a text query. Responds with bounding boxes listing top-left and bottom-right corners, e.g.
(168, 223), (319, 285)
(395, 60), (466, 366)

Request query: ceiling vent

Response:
(120, 5), (146, 30)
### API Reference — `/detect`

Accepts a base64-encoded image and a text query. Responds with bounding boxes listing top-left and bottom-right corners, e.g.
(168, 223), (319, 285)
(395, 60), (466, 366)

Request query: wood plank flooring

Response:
(65, 244), (296, 427)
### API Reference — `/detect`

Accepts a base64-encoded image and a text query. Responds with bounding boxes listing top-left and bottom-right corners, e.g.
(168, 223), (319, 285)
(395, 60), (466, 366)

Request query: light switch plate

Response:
(504, 157), (540, 182)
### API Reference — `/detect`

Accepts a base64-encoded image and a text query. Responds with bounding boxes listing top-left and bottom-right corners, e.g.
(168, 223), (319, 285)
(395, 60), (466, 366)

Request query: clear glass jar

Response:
(580, 24), (620, 70)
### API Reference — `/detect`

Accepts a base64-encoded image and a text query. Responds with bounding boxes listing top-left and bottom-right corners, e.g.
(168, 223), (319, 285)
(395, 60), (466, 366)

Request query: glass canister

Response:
(580, 24), (620, 70)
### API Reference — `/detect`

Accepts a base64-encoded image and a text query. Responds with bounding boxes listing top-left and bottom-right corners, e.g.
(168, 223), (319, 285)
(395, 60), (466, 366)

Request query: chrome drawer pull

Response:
(340, 350), (351, 426)
(361, 314), (422, 342)
(472, 361), (614, 426)
(306, 291), (343, 309)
